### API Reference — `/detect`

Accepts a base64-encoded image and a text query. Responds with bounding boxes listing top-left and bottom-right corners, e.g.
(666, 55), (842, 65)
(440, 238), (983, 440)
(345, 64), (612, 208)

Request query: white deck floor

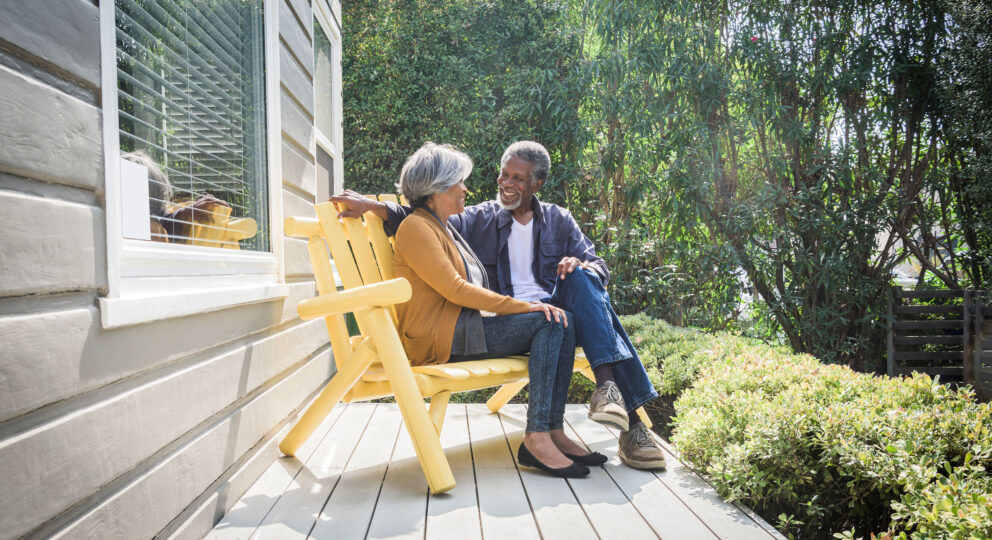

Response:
(207, 403), (783, 540)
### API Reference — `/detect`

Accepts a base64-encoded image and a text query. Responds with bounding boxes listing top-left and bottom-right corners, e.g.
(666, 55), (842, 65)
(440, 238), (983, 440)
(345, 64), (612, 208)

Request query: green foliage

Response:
(889, 462), (992, 539)
(650, 320), (992, 539)
(941, 0), (992, 288)
(578, 0), (959, 367)
(410, 313), (992, 538)
(344, 0), (992, 369)
(342, 0), (585, 205)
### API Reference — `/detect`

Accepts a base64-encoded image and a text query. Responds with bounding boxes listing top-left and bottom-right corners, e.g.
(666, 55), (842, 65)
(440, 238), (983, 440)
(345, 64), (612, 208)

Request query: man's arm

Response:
(328, 189), (412, 236)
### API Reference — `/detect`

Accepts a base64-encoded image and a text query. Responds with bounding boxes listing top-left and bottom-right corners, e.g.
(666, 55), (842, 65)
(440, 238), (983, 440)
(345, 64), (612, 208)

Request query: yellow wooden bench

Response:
(279, 196), (649, 494)
(173, 199), (258, 249)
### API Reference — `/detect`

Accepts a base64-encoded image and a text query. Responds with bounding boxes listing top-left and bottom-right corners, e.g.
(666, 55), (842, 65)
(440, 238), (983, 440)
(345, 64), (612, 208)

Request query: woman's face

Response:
(430, 179), (468, 218)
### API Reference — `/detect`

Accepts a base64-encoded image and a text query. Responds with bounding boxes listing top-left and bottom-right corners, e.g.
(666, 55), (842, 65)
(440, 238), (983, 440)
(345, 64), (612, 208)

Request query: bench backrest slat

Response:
(314, 198), (404, 331)
(316, 202), (364, 290)
(289, 211), (353, 369)
(342, 216), (384, 285)
(365, 216), (395, 281)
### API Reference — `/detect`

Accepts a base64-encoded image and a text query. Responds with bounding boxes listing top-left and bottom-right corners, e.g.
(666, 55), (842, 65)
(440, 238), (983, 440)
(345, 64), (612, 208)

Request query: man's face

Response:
(496, 156), (543, 211)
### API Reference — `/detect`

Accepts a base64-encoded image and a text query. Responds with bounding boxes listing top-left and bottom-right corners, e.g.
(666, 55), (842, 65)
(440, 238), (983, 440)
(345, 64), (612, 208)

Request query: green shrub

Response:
(628, 315), (992, 539)
(436, 313), (991, 539)
(889, 462), (992, 539)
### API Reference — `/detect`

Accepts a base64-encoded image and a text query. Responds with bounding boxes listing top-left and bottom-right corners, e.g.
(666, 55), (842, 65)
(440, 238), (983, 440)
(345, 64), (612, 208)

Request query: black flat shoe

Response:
(517, 443), (590, 478)
(564, 451), (608, 466)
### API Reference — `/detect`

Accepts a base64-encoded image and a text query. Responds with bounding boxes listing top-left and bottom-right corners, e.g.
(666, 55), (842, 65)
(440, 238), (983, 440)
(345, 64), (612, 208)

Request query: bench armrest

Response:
(284, 216), (321, 239)
(298, 278), (411, 320)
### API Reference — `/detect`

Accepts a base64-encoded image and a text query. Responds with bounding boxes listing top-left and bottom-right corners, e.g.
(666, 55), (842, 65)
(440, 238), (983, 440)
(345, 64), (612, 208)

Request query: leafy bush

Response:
(428, 313), (992, 538)
(626, 315), (992, 539)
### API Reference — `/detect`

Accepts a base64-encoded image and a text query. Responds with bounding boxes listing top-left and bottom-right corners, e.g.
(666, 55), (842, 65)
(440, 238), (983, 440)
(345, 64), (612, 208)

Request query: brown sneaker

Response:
(588, 381), (629, 431)
(619, 422), (668, 470)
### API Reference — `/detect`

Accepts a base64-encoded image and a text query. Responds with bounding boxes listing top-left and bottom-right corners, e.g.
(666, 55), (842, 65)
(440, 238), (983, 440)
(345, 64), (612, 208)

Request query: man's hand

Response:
(328, 189), (388, 220)
(557, 256), (589, 280)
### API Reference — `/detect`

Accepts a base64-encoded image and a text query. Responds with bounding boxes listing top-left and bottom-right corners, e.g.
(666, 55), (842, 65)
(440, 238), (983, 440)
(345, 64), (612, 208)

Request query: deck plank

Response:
(653, 444), (775, 539)
(548, 409), (658, 539)
(424, 404), (483, 540)
(465, 406), (540, 540)
(206, 402), (347, 539)
(656, 438), (786, 540)
(563, 407), (718, 539)
(211, 404), (782, 540)
(499, 405), (597, 540)
(251, 404), (376, 539)
(310, 405), (403, 540)
(364, 411), (430, 540)
(578, 404), (777, 540)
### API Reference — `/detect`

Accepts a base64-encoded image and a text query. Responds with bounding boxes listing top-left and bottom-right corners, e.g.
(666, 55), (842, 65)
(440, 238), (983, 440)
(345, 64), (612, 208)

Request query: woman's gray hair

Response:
(500, 141), (550, 185)
(397, 142), (473, 207)
(122, 149), (173, 217)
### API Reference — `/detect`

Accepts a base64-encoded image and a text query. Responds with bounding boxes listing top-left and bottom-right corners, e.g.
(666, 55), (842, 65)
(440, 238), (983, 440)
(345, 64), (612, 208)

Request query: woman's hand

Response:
(529, 302), (567, 327)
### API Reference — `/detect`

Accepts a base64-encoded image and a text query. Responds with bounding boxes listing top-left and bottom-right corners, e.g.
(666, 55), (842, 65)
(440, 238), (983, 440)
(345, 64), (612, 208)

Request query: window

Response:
(115, 0), (269, 250)
(99, 0), (285, 328)
(313, 4), (343, 201)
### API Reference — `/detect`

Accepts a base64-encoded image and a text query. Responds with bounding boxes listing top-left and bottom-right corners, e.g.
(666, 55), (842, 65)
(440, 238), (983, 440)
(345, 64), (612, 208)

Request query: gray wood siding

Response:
(49, 350), (333, 539)
(0, 0), (100, 89)
(0, 63), (103, 189)
(0, 1), (335, 538)
(279, 0), (314, 77)
(0, 298), (318, 423)
(281, 44), (315, 117)
(0, 190), (106, 297)
(282, 139), (317, 195)
(282, 92), (316, 156)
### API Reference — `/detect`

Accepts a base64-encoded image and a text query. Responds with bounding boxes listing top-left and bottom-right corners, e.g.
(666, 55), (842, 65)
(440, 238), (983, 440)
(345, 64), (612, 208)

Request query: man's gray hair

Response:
(500, 141), (550, 185)
(397, 142), (473, 207)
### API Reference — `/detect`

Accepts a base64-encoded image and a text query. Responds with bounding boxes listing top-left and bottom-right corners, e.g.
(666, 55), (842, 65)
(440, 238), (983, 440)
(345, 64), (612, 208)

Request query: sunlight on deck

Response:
(207, 404), (783, 539)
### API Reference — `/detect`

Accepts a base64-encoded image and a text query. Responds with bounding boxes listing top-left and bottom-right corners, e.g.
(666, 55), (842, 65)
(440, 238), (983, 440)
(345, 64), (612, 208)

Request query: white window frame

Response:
(98, 0), (287, 328)
(313, 0), (344, 196)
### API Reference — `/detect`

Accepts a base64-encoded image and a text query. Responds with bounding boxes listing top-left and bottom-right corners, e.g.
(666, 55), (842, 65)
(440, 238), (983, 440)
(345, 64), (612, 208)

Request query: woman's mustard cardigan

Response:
(393, 208), (531, 365)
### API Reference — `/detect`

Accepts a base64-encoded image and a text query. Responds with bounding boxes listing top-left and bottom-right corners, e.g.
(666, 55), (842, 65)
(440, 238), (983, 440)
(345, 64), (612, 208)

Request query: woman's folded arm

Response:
(395, 219), (530, 314)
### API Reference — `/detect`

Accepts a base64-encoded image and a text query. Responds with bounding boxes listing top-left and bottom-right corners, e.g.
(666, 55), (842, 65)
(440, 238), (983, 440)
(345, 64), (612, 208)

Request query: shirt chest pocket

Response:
(539, 242), (565, 280)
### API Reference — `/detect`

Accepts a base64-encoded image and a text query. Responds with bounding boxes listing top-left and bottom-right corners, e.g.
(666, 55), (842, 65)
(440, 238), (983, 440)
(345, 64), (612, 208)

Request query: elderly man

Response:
(332, 141), (666, 470)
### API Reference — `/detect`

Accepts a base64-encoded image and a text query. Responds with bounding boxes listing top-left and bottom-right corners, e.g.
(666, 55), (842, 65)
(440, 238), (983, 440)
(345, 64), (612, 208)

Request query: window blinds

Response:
(116, 0), (268, 250)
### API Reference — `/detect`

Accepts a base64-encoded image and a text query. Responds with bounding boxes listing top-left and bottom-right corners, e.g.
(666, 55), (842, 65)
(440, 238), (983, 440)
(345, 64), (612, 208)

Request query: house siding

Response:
(0, 1), (338, 538)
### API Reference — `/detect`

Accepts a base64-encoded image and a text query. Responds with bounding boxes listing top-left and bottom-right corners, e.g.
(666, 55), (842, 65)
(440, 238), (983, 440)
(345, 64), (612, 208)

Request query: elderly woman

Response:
(392, 142), (605, 478)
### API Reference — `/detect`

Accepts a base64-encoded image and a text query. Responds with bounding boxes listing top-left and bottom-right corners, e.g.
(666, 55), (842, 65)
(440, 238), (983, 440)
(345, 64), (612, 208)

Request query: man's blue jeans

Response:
(448, 312), (575, 433)
(549, 269), (658, 412)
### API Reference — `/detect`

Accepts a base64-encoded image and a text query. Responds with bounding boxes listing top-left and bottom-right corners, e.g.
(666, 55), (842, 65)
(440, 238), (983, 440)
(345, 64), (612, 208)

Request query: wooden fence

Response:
(887, 288), (991, 400)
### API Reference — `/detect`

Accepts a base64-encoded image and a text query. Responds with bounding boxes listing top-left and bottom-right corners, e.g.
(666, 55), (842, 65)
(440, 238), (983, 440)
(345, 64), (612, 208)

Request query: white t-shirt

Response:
(508, 219), (550, 302)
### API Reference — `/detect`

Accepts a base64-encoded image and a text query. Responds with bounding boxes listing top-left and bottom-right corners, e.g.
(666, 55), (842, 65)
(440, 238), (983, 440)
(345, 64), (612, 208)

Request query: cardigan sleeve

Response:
(395, 216), (531, 314)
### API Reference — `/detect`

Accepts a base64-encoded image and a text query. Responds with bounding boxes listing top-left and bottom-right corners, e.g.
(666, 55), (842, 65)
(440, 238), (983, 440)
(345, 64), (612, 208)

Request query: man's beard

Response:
(496, 193), (522, 211)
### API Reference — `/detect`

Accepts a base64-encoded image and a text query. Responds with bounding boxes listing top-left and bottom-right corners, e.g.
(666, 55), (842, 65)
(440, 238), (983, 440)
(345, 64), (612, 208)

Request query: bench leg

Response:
(428, 391), (451, 434)
(365, 309), (456, 495)
(280, 336), (377, 456)
(486, 381), (528, 413)
(635, 407), (652, 428)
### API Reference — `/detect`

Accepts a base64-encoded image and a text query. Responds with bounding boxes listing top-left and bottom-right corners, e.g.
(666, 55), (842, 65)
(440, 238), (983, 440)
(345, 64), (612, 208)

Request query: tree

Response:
(342, 0), (585, 204)
(938, 0), (992, 288)
(575, 0), (957, 367)
(343, 0), (986, 370)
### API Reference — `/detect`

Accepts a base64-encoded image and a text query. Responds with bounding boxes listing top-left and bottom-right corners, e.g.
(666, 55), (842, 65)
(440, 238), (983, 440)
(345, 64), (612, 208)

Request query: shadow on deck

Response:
(207, 404), (783, 539)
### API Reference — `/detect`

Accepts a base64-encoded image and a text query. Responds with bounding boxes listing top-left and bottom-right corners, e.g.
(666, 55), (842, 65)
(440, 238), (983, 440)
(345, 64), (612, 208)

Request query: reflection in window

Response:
(313, 22), (335, 145)
(115, 0), (268, 250)
(315, 145), (334, 203)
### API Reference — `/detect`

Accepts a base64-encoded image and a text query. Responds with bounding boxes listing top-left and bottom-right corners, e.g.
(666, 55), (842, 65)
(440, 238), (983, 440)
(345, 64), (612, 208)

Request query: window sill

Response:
(99, 281), (289, 329)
